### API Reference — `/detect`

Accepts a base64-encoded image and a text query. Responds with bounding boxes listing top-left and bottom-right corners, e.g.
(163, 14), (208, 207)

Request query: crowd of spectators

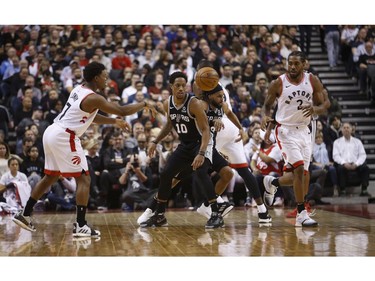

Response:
(0, 24), (372, 212)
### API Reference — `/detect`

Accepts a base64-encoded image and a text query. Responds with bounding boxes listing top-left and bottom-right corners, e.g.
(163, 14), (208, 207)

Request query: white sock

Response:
(216, 195), (224, 203)
(257, 203), (267, 213)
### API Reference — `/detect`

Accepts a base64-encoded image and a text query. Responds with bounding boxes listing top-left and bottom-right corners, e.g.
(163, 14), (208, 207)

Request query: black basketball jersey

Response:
(168, 94), (202, 143)
(205, 103), (223, 147)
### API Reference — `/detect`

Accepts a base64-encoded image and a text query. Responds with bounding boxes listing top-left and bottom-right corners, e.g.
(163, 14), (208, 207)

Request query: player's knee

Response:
(220, 167), (234, 182)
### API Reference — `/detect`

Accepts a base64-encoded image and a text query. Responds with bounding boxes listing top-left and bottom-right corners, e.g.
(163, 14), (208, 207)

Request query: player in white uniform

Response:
(193, 60), (271, 223)
(261, 51), (325, 227)
(13, 61), (155, 236)
(262, 77), (331, 218)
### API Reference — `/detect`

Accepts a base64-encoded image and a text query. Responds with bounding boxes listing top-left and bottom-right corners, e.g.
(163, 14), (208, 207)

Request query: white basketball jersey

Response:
(54, 85), (99, 137)
(275, 72), (314, 126)
(219, 82), (232, 118)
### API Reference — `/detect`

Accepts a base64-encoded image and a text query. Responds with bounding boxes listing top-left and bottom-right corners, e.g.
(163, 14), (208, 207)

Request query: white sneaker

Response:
(263, 175), (277, 207)
(217, 202), (234, 217)
(295, 210), (318, 227)
(197, 203), (211, 219)
(273, 197), (284, 207)
(97, 206), (108, 211)
(137, 208), (154, 225)
(73, 222), (101, 237)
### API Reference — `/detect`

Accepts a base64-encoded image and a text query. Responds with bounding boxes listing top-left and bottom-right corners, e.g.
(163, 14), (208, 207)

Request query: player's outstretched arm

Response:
(83, 93), (156, 118)
(93, 114), (131, 132)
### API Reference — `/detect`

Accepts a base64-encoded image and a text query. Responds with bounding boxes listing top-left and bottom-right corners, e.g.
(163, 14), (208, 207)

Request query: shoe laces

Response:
(309, 209), (316, 217)
(304, 202), (316, 217)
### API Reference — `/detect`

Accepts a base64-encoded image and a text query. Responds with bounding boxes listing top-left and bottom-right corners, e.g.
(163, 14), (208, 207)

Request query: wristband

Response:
(198, 150), (205, 156)
(151, 140), (158, 145)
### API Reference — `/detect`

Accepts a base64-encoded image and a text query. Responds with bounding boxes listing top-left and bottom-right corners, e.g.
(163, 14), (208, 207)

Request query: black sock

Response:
(23, 197), (38, 216)
(76, 205), (87, 227)
(271, 178), (280, 187)
(150, 196), (158, 212)
(210, 202), (218, 213)
(297, 203), (305, 213)
(155, 201), (166, 214)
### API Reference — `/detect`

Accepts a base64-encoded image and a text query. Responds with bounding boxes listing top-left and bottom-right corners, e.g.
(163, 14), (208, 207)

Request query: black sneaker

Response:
(12, 210), (36, 232)
(205, 212), (224, 229)
(258, 210), (272, 223)
(217, 202), (234, 217)
(140, 213), (168, 228)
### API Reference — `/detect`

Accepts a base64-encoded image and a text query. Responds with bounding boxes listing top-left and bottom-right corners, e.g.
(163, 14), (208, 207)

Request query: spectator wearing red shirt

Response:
(112, 47), (132, 73)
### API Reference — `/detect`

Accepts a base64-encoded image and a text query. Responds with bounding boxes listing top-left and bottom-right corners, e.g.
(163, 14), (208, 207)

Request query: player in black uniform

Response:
(140, 71), (224, 229)
(172, 84), (235, 218)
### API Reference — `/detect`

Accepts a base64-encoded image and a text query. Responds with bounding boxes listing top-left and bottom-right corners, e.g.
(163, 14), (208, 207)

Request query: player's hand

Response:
(261, 116), (274, 131)
(144, 100), (159, 119)
(213, 119), (224, 132)
(115, 118), (131, 133)
(147, 142), (157, 158)
(155, 101), (166, 115)
(235, 129), (248, 143)
(192, 154), (205, 170)
(301, 104), (314, 117)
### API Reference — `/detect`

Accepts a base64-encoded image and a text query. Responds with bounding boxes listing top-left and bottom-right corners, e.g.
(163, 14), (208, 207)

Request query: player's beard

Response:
(211, 100), (222, 109)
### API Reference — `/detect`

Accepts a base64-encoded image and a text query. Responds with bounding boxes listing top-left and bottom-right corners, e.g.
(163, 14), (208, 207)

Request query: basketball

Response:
(195, 67), (220, 91)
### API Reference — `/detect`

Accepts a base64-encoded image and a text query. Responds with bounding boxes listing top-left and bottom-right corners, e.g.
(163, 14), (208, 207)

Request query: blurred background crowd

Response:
(0, 24), (373, 213)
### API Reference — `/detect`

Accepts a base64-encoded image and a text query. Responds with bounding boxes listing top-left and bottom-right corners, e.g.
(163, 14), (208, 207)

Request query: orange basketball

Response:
(195, 67), (220, 91)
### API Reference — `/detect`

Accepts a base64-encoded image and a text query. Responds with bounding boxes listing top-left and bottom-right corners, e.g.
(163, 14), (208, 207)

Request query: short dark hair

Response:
(22, 136), (34, 144)
(27, 145), (39, 154)
(330, 113), (342, 125)
(288, 51), (307, 63)
(169, 71), (187, 84)
(83, 62), (106, 82)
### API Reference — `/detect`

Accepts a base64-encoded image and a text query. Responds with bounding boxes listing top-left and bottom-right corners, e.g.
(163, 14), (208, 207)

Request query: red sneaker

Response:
(286, 208), (297, 218)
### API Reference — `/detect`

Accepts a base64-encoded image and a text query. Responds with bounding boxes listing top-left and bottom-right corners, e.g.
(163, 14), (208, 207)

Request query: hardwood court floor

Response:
(1, 204), (375, 257)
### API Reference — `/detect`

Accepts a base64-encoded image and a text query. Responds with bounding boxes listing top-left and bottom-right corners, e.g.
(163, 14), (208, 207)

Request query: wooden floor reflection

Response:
(1, 204), (375, 257)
